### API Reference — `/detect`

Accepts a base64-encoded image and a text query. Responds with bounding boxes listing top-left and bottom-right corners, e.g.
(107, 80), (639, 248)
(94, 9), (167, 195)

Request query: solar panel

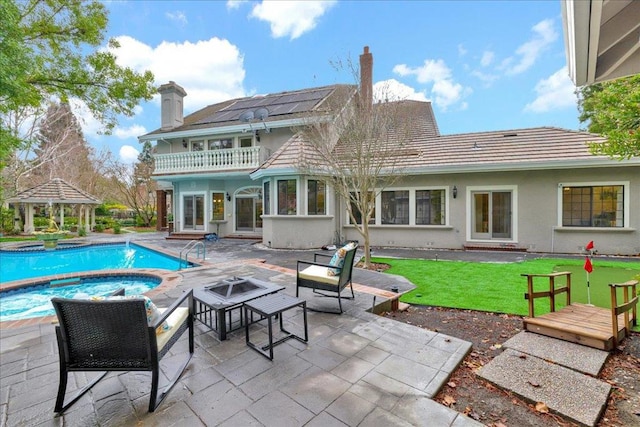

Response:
(192, 87), (335, 125)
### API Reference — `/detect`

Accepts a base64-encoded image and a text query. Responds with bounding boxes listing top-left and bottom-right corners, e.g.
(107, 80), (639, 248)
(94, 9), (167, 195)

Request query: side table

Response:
(244, 293), (308, 360)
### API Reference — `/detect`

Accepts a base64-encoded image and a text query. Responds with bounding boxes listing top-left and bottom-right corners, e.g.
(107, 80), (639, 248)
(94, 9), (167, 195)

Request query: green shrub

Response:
(78, 227), (87, 237)
(113, 222), (121, 234)
(94, 223), (104, 232)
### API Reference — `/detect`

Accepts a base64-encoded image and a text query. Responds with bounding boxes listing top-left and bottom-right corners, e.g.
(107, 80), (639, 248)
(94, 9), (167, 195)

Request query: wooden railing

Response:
(610, 280), (638, 345)
(153, 147), (265, 174)
(522, 271), (572, 318)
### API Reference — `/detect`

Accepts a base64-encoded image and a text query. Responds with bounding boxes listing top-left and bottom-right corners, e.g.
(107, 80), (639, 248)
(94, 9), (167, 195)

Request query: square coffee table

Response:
(193, 276), (284, 341)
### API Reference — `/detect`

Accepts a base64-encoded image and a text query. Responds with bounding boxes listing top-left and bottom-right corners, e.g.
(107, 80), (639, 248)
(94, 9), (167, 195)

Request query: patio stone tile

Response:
(181, 366), (224, 394)
(185, 379), (252, 425)
(239, 356), (312, 400)
(61, 400), (99, 426)
(316, 330), (371, 357)
(424, 370), (451, 398)
(0, 348), (27, 364)
(306, 323), (339, 342)
(215, 349), (272, 386)
(138, 401), (204, 427)
(25, 360), (58, 381)
(359, 407), (414, 427)
(297, 345), (347, 371)
(401, 344), (455, 370)
(6, 379), (58, 413)
(349, 380), (402, 412)
(374, 354), (439, 391)
(360, 370), (413, 397)
(429, 333), (472, 354)
(217, 409), (262, 427)
(325, 391), (376, 426)
(349, 321), (390, 341)
(94, 392), (138, 426)
(280, 366), (351, 414)
(0, 359), (26, 379)
(304, 411), (348, 427)
(354, 345), (390, 365)
(393, 394), (458, 426)
(331, 356), (375, 383)
(370, 332), (424, 354)
(248, 390), (314, 427)
(452, 413), (485, 426)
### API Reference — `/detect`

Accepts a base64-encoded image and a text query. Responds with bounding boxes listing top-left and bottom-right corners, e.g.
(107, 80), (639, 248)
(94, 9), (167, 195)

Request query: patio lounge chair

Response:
(51, 289), (194, 413)
(296, 242), (358, 314)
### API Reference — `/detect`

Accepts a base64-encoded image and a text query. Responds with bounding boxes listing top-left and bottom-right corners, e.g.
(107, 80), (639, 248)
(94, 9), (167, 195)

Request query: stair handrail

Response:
(179, 240), (206, 269)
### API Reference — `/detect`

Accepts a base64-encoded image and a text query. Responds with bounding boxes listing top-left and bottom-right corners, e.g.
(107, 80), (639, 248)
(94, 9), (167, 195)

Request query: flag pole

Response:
(586, 263), (591, 305)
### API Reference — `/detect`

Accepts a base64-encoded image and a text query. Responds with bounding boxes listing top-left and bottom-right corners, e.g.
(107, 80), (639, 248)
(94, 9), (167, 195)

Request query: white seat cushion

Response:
(299, 265), (340, 286)
(156, 307), (190, 351)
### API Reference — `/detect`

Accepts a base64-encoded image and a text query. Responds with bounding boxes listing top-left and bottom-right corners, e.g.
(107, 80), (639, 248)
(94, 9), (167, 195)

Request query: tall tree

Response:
(297, 79), (415, 268)
(0, 0), (155, 171)
(107, 141), (157, 227)
(578, 74), (640, 159)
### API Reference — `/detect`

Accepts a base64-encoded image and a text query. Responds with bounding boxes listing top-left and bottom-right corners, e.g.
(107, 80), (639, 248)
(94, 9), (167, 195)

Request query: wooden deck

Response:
(524, 303), (628, 351)
(522, 273), (638, 352)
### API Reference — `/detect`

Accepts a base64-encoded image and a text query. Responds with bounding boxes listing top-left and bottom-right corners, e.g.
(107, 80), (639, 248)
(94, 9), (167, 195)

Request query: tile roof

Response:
(7, 178), (101, 204)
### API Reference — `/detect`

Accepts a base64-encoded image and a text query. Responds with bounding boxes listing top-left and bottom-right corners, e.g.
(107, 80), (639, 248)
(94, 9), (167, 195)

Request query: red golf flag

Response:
(584, 257), (593, 273)
(585, 240), (594, 251)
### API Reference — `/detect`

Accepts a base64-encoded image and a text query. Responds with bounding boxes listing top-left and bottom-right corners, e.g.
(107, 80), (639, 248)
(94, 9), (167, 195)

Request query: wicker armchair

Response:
(296, 243), (358, 313)
(51, 289), (194, 413)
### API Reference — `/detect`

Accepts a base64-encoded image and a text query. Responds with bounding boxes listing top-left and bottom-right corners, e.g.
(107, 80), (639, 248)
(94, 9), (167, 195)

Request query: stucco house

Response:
(139, 47), (640, 256)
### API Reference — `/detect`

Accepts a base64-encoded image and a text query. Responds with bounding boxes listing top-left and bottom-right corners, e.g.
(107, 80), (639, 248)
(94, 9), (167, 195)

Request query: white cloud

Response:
(458, 44), (467, 57)
(249, 0), (337, 40)
(110, 35), (247, 111)
(114, 124), (147, 139)
(67, 98), (103, 137)
(524, 67), (577, 113)
(393, 59), (470, 111)
(480, 51), (494, 67)
(119, 145), (140, 163)
(501, 19), (558, 76)
(373, 79), (429, 103)
(166, 11), (187, 26)
(226, 0), (247, 10)
(471, 69), (499, 86)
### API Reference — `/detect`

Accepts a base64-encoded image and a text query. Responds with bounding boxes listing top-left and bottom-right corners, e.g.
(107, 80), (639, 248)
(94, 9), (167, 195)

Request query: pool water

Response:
(0, 276), (161, 321)
(0, 243), (185, 283)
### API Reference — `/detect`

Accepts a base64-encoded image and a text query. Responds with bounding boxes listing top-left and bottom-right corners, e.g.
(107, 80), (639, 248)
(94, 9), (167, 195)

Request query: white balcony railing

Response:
(154, 147), (266, 174)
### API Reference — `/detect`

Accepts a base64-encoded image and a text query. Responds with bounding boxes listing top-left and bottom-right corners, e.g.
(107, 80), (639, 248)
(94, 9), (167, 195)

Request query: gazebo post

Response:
(24, 203), (35, 233)
(84, 205), (90, 233)
(60, 203), (65, 229)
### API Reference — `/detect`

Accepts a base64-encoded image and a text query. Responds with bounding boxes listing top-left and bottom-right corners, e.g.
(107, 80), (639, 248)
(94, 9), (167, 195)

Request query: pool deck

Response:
(0, 234), (486, 426)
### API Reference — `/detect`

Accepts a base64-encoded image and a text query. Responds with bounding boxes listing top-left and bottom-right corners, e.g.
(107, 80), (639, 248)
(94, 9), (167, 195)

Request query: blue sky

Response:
(82, 1), (581, 162)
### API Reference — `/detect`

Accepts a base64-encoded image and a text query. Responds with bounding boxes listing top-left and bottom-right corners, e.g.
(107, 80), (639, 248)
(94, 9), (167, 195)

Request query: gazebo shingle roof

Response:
(7, 178), (100, 204)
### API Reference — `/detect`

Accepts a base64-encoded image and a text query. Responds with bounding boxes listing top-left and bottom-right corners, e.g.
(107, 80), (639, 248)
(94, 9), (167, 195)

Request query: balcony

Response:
(154, 147), (268, 175)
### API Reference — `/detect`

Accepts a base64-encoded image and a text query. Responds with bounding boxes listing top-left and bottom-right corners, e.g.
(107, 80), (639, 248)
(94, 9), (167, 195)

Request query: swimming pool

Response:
(0, 243), (187, 283)
(0, 274), (162, 321)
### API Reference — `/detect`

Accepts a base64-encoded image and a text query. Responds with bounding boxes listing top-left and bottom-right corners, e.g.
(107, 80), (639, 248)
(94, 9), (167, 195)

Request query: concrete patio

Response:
(0, 236), (482, 426)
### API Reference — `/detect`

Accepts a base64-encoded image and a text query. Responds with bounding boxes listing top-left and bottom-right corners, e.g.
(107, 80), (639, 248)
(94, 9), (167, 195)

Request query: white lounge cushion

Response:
(299, 265), (340, 286)
(156, 307), (190, 351)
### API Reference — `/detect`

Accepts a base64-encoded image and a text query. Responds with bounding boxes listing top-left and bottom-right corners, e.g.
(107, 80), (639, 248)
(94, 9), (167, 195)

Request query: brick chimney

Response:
(359, 46), (373, 109)
(158, 81), (187, 130)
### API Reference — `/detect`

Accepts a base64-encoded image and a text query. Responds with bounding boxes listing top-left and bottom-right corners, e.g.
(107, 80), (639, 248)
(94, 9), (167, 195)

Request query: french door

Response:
(471, 191), (512, 240)
(183, 194), (205, 230)
(235, 189), (262, 233)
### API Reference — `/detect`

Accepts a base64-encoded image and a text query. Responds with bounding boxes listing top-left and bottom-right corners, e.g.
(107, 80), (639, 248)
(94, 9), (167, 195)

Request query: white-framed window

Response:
(263, 181), (271, 215)
(348, 191), (376, 224)
(211, 191), (225, 221)
(307, 180), (326, 215)
(239, 137), (253, 148)
(207, 138), (232, 150)
(415, 189), (446, 225)
(347, 188), (448, 226)
(190, 139), (204, 151)
(381, 190), (409, 224)
(559, 182), (628, 228)
(277, 179), (297, 215)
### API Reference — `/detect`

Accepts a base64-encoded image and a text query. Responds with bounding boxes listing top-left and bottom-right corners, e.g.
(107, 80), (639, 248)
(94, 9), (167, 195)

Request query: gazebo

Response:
(7, 178), (101, 234)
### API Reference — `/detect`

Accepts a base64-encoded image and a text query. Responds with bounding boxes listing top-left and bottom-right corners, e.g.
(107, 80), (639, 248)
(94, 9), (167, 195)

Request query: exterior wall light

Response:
(453, 186), (458, 199)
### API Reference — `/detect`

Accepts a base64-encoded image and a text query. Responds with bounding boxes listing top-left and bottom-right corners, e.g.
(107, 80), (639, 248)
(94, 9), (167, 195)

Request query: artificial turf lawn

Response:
(372, 257), (640, 318)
